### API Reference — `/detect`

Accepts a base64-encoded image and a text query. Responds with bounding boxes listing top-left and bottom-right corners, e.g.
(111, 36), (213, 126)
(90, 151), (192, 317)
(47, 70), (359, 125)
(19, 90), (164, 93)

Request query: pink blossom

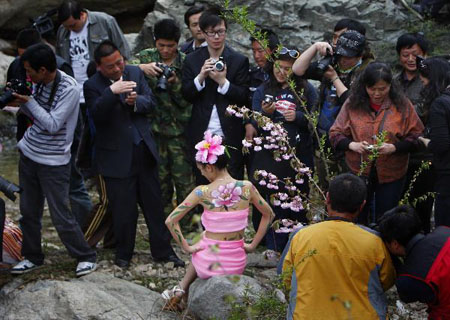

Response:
(275, 227), (292, 233)
(273, 199), (281, 206)
(279, 193), (288, 201)
(242, 139), (252, 148)
(296, 179), (304, 184)
(282, 154), (291, 160)
(195, 131), (225, 164)
(211, 183), (242, 208)
(254, 137), (262, 145)
(281, 219), (294, 227)
(281, 202), (291, 209)
(259, 180), (267, 186)
(259, 170), (268, 177)
(275, 157), (282, 162)
(254, 146), (262, 152)
(226, 107), (236, 115)
(235, 112), (243, 118)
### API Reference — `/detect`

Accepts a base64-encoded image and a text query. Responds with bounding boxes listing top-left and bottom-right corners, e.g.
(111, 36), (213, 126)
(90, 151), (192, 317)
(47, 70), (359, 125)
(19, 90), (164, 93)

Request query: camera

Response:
(214, 57), (226, 72)
(155, 63), (175, 91)
(30, 8), (57, 37)
(263, 94), (274, 104)
(316, 49), (338, 73)
(0, 176), (21, 202)
(0, 79), (32, 109)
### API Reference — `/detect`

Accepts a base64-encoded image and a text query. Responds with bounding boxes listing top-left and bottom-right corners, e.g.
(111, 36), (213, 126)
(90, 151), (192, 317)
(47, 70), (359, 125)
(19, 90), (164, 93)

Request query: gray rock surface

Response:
(0, 272), (176, 320)
(188, 274), (263, 320)
(134, 0), (417, 65)
(0, 0), (155, 36)
(0, 51), (14, 86)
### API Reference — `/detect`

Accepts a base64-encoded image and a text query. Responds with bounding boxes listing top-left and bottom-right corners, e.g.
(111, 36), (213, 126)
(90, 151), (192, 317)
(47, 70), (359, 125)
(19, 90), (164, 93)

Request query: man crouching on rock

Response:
(9, 43), (97, 277)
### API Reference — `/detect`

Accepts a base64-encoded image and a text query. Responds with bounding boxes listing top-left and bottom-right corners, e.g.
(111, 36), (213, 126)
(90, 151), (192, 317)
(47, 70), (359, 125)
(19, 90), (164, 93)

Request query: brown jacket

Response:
(329, 98), (424, 183)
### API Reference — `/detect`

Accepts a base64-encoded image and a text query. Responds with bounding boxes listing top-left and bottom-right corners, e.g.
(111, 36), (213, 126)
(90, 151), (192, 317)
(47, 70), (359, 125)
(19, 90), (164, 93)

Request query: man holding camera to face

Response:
(132, 19), (194, 217)
(182, 7), (250, 183)
(84, 40), (183, 268)
(8, 44), (97, 276)
(293, 29), (371, 189)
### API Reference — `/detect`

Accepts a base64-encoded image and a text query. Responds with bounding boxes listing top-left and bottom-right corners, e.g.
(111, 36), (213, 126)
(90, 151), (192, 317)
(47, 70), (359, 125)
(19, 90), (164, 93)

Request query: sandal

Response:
(161, 285), (186, 312)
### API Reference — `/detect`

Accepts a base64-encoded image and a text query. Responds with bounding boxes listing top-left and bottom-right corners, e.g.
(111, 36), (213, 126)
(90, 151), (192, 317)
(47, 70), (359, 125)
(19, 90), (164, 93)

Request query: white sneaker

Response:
(10, 259), (42, 275)
(76, 261), (97, 277)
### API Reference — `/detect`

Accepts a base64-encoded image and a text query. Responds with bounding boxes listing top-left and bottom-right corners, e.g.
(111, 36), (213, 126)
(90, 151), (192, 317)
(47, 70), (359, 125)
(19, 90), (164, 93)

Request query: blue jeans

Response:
(19, 154), (96, 265)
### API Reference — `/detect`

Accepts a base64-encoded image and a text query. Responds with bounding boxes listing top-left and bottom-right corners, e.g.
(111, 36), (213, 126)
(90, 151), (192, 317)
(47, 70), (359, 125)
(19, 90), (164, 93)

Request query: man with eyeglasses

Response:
(182, 6), (250, 183)
(292, 29), (372, 190)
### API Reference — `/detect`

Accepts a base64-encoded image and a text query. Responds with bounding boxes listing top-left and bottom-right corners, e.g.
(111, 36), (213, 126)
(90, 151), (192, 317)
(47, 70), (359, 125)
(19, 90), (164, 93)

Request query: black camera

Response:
(263, 94), (274, 104)
(156, 63), (175, 91)
(0, 79), (32, 109)
(30, 8), (57, 37)
(316, 49), (338, 73)
(0, 176), (21, 202)
(214, 57), (226, 72)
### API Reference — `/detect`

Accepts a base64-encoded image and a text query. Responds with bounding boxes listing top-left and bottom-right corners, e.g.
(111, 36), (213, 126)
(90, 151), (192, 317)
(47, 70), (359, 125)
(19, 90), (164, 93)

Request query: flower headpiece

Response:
(195, 131), (225, 164)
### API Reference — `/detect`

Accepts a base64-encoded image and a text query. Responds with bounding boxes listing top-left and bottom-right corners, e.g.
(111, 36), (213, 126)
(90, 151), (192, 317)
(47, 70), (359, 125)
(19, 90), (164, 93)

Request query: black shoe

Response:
(114, 258), (130, 269)
(155, 254), (185, 268)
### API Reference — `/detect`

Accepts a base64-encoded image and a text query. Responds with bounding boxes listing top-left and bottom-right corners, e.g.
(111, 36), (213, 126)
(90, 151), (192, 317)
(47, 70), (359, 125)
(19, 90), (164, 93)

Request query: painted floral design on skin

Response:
(211, 183), (242, 208)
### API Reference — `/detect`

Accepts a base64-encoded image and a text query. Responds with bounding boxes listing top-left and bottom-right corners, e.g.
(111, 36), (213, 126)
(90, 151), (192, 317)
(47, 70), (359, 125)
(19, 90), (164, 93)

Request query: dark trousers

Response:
(104, 143), (174, 261)
(69, 111), (93, 227)
(359, 176), (405, 225)
(435, 194), (450, 227)
(19, 154), (96, 265)
(82, 175), (114, 248)
(0, 198), (5, 261)
(403, 162), (435, 233)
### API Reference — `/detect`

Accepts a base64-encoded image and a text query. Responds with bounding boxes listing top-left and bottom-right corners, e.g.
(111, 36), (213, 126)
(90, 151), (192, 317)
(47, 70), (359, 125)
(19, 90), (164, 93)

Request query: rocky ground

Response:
(0, 189), (429, 319)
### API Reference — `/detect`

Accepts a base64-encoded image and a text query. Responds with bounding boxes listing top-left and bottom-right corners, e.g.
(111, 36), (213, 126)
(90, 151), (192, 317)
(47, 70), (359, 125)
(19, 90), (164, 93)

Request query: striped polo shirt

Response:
(18, 71), (80, 166)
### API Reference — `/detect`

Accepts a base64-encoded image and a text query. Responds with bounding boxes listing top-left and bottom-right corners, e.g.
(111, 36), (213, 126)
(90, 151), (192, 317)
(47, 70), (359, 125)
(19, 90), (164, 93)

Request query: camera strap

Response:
(36, 70), (61, 108)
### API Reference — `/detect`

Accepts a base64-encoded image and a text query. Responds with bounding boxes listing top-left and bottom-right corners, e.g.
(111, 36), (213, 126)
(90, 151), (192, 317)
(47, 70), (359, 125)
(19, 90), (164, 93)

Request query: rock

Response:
(0, 272), (175, 320)
(0, 52), (15, 87)
(246, 252), (279, 268)
(0, 1), (155, 37)
(188, 275), (264, 320)
(134, 0), (421, 66)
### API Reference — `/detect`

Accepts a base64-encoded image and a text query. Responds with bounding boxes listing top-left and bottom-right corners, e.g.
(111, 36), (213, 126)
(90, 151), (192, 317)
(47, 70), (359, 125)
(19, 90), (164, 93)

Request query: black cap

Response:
(335, 30), (365, 57)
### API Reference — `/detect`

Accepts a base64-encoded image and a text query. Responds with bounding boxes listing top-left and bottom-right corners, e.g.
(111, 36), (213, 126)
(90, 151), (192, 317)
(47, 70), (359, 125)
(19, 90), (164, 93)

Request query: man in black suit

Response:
(84, 40), (183, 268)
(182, 7), (250, 182)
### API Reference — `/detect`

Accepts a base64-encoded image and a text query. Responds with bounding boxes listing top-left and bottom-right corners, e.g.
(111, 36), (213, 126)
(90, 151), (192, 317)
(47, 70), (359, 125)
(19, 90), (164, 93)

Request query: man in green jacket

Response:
(133, 19), (194, 216)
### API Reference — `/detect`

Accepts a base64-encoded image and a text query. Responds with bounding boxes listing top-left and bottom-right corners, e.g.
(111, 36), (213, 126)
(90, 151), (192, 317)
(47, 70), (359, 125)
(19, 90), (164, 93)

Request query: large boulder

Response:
(0, 51), (15, 86)
(134, 0), (417, 65)
(188, 275), (264, 320)
(0, 0), (155, 38)
(0, 272), (176, 320)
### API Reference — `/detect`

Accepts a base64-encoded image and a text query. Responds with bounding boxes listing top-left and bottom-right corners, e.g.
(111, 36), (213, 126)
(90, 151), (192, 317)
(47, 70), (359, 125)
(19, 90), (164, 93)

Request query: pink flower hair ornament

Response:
(195, 131), (225, 164)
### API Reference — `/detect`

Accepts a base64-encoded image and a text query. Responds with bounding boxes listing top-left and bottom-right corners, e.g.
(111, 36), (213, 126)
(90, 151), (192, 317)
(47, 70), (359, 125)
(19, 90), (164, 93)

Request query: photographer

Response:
(8, 44), (96, 276)
(133, 19), (194, 216)
(293, 30), (371, 189)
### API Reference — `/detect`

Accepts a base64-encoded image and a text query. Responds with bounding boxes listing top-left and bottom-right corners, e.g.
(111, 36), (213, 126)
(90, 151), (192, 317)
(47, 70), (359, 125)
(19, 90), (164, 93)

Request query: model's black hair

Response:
(184, 5), (206, 27)
(396, 32), (429, 55)
(419, 57), (450, 106)
(16, 28), (41, 50)
(378, 205), (422, 247)
(58, 0), (84, 22)
(334, 18), (366, 35)
(328, 173), (366, 214)
(348, 62), (409, 112)
(249, 28), (280, 51)
(21, 43), (57, 72)
(154, 19), (181, 43)
(94, 40), (119, 64)
(199, 6), (227, 31)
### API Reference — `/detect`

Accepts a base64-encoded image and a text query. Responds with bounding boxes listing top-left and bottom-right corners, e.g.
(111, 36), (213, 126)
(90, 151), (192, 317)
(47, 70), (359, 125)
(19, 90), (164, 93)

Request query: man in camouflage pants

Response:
(133, 19), (194, 216)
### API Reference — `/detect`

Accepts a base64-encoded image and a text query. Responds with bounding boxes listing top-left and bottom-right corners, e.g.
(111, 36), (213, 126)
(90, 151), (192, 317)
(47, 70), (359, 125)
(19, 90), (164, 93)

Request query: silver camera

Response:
(214, 56), (225, 72)
(263, 94), (274, 104)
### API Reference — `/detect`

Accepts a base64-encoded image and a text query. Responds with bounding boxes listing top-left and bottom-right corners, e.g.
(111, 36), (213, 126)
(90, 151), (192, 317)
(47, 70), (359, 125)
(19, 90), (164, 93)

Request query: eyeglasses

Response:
(204, 29), (227, 38)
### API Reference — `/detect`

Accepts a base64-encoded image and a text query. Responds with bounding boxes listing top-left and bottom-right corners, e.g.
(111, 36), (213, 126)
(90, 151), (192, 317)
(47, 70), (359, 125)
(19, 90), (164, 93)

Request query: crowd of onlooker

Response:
(1, 1), (450, 318)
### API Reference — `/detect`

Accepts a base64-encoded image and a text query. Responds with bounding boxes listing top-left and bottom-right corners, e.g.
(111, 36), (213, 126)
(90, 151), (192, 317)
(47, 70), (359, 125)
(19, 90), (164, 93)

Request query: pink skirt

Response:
(191, 236), (246, 279)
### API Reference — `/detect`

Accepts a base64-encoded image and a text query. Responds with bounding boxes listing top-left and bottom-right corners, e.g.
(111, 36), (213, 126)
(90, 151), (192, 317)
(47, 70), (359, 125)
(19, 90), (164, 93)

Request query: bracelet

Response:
(331, 76), (339, 83)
